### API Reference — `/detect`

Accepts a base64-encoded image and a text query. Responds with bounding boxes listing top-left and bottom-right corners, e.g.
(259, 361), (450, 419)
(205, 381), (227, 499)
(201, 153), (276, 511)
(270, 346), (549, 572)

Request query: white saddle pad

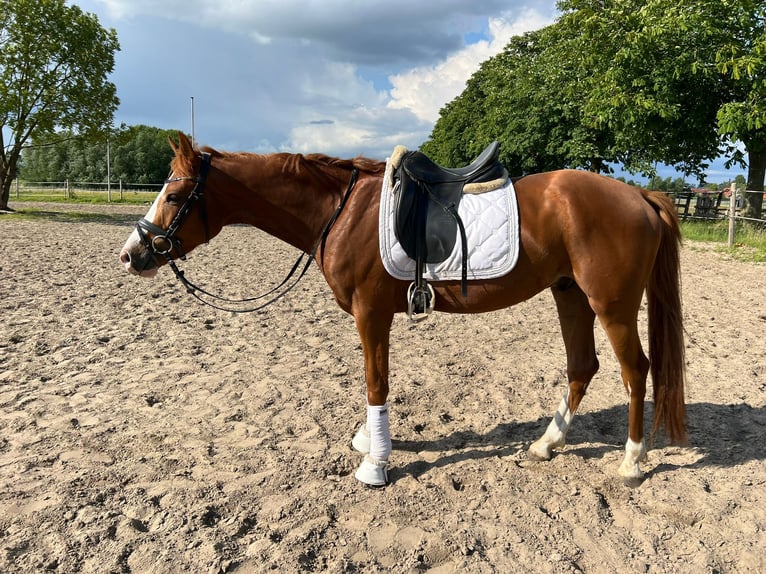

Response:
(378, 159), (520, 282)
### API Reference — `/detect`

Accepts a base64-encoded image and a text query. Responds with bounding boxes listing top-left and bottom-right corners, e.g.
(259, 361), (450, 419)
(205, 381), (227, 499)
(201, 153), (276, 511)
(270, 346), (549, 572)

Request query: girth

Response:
(391, 141), (507, 320)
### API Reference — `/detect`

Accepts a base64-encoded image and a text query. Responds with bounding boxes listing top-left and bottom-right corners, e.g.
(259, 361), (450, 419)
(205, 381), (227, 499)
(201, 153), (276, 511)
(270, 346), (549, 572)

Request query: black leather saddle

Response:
(391, 141), (506, 319)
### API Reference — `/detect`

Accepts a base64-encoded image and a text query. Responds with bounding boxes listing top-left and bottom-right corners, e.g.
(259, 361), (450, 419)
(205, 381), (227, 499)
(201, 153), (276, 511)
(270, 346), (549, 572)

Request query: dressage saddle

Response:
(392, 141), (507, 320)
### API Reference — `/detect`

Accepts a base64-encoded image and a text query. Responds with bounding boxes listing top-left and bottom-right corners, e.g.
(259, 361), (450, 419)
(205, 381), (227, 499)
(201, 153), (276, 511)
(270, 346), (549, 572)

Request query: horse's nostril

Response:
(119, 251), (130, 265)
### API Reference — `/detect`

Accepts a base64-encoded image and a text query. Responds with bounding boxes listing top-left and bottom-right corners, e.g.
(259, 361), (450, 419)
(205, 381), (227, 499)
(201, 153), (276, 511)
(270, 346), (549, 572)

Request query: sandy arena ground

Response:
(0, 202), (764, 573)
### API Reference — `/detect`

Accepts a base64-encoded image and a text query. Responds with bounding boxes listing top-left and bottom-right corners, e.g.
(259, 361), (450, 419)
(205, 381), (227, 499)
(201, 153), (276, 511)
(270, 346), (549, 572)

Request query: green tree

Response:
(0, 0), (119, 210)
(423, 24), (617, 173)
(425, 0), (764, 218)
(21, 125), (179, 184)
(111, 125), (178, 183)
(669, 177), (688, 194)
(557, 0), (765, 217)
(713, 1), (766, 217)
(648, 175), (667, 192)
(555, 0), (726, 177)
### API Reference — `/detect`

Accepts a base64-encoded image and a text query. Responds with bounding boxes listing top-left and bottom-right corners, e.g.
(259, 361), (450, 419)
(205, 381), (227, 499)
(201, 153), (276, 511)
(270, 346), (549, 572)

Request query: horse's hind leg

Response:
(529, 280), (599, 461)
(598, 309), (650, 484)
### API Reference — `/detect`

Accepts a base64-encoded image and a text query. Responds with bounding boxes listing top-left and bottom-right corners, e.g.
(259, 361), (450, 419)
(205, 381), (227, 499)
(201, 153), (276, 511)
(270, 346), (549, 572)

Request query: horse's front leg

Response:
(350, 307), (394, 486)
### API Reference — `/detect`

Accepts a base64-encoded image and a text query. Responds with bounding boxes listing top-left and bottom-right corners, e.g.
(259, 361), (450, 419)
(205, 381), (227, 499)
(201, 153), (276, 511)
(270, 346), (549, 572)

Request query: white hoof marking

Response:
(529, 391), (573, 461)
(618, 438), (647, 479)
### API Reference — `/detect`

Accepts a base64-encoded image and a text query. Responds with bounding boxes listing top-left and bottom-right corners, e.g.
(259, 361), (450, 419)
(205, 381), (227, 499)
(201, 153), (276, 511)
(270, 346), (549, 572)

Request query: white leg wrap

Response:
(353, 403), (391, 486)
(366, 403), (392, 461)
(618, 438), (647, 479)
(528, 391), (574, 461)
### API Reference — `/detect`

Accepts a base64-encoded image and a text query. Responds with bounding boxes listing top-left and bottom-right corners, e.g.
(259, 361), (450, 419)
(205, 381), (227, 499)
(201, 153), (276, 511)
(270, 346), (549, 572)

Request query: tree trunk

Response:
(743, 145), (765, 220)
(0, 168), (11, 212)
(0, 143), (22, 211)
(0, 138), (8, 210)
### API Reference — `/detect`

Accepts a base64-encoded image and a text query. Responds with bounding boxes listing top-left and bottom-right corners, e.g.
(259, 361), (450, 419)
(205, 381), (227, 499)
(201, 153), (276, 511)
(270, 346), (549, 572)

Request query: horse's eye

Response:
(166, 193), (180, 205)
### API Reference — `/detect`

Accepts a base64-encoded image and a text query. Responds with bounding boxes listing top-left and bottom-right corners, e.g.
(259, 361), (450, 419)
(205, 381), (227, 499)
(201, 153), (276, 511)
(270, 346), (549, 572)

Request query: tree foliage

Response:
(0, 0), (119, 209)
(423, 25), (617, 174)
(559, 0), (765, 215)
(21, 125), (181, 184)
(710, 0), (766, 217)
(424, 0), (765, 217)
(556, 0), (729, 176)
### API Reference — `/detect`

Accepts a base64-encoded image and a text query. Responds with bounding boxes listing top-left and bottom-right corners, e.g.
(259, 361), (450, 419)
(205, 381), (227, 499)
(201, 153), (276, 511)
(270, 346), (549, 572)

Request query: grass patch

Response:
(681, 220), (766, 262)
(11, 191), (156, 205)
(1, 207), (138, 225)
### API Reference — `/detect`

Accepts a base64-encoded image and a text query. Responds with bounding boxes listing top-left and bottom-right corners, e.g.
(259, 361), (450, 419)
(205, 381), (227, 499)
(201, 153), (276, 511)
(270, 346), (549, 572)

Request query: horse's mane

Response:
(302, 153), (387, 177)
(171, 144), (386, 179)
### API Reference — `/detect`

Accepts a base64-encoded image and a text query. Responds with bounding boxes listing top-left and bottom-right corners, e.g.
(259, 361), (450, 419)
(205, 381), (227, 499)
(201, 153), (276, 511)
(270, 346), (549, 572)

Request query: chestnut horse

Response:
(120, 133), (685, 486)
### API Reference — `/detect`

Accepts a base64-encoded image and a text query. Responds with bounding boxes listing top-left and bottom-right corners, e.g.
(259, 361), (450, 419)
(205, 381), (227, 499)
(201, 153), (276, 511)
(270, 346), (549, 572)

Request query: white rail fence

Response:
(12, 179), (162, 202)
(12, 179), (765, 247)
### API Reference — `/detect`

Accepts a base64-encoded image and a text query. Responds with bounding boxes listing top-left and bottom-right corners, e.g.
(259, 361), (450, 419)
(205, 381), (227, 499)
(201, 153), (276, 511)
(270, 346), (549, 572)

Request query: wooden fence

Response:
(668, 186), (766, 246)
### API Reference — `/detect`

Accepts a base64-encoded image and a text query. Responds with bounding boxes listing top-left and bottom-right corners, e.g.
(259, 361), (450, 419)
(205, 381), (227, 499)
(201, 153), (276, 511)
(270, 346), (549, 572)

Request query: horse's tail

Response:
(642, 190), (687, 444)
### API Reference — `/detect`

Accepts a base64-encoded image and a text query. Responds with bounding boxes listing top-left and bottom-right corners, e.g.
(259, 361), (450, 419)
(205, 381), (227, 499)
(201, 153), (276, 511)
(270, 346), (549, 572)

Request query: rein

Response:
(136, 156), (358, 313)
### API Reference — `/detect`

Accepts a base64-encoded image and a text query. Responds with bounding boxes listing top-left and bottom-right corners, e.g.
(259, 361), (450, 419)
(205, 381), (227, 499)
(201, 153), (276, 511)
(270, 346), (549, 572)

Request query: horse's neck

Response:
(218, 154), (342, 253)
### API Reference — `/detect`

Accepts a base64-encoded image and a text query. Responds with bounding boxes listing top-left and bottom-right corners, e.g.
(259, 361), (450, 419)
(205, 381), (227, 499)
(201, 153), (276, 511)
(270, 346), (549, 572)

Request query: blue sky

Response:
(75, 0), (744, 185)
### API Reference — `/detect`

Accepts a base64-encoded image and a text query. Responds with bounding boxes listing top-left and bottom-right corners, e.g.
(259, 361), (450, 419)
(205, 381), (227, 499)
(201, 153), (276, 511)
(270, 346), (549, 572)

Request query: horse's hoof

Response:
(355, 456), (388, 486)
(527, 441), (553, 461)
(526, 450), (549, 462)
(351, 425), (371, 454)
(622, 475), (645, 489)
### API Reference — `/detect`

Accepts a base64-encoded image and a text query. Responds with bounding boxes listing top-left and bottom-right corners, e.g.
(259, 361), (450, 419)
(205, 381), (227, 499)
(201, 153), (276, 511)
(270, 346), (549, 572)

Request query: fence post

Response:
(728, 183), (736, 247)
(119, 179), (123, 201)
(65, 180), (69, 199)
(15, 179), (19, 199)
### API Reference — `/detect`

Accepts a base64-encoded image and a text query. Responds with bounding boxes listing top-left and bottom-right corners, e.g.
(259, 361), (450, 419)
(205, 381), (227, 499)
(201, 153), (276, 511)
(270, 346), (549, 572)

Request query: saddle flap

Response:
(393, 165), (463, 264)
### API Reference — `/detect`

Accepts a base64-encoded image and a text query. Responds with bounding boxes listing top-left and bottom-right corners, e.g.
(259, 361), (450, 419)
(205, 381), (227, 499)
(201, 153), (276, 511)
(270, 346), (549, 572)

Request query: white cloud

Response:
(285, 7), (554, 157)
(85, 0), (555, 157)
(387, 9), (553, 123)
(285, 105), (430, 158)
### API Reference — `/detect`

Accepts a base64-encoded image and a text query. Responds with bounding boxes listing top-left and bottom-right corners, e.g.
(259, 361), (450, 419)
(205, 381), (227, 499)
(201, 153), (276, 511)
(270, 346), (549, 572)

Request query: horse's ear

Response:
(168, 134), (179, 155)
(177, 132), (194, 157)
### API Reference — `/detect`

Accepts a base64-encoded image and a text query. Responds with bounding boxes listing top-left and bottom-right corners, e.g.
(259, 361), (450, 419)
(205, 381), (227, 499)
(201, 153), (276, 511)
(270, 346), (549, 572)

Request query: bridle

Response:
(133, 152), (358, 313)
(136, 152), (212, 263)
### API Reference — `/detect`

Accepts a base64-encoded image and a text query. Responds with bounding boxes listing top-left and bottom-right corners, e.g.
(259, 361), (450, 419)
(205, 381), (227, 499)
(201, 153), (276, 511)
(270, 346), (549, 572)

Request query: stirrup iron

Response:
(407, 280), (435, 321)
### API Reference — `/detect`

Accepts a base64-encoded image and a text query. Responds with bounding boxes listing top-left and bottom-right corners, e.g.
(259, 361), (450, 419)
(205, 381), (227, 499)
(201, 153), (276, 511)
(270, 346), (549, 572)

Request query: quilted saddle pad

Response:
(378, 158), (520, 282)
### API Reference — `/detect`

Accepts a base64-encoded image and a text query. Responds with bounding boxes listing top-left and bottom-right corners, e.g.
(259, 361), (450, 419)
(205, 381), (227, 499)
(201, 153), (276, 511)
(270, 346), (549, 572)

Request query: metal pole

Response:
(191, 96), (195, 147)
(106, 132), (111, 202)
(728, 183), (736, 247)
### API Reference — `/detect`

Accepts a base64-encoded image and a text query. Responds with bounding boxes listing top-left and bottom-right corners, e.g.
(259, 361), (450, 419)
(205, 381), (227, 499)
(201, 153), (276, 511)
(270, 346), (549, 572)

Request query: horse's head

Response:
(119, 132), (213, 277)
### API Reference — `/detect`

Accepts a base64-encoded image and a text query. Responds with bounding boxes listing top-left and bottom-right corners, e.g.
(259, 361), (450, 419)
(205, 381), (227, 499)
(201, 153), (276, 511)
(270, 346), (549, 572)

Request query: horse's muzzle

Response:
(119, 246), (158, 278)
